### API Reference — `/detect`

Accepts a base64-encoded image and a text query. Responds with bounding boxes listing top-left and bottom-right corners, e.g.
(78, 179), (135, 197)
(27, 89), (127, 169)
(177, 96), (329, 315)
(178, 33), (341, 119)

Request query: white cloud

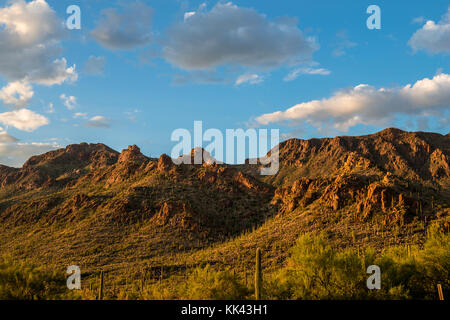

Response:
(31, 58), (78, 86)
(83, 56), (106, 75)
(0, 80), (34, 108)
(409, 8), (450, 54)
(0, 0), (61, 45)
(163, 2), (317, 70)
(235, 73), (263, 86)
(184, 11), (196, 21)
(60, 94), (77, 110)
(284, 67), (331, 81)
(0, 131), (19, 143)
(0, 141), (61, 167)
(91, 1), (153, 50)
(256, 73), (450, 132)
(73, 112), (87, 118)
(184, 3), (207, 21)
(0, 108), (49, 132)
(0, 0), (77, 84)
(86, 116), (111, 128)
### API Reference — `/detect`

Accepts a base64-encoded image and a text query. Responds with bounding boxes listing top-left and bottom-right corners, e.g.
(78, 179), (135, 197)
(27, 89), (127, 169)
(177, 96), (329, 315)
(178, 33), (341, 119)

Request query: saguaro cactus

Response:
(244, 266), (247, 286)
(255, 248), (262, 300)
(98, 271), (104, 300)
(437, 284), (444, 300)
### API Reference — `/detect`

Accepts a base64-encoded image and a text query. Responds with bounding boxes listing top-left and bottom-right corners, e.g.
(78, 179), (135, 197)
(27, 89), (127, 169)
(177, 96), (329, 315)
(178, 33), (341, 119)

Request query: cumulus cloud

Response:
(235, 73), (263, 86)
(409, 7), (450, 54)
(0, 80), (34, 108)
(0, 141), (61, 167)
(284, 67), (331, 82)
(30, 58), (78, 86)
(60, 94), (77, 110)
(83, 56), (106, 75)
(162, 2), (317, 71)
(86, 116), (111, 128)
(91, 1), (154, 50)
(0, 0), (77, 84)
(256, 73), (450, 132)
(0, 108), (49, 132)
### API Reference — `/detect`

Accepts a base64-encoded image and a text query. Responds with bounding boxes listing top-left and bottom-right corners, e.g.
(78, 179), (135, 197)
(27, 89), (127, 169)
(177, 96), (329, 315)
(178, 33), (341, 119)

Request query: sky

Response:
(0, 0), (449, 167)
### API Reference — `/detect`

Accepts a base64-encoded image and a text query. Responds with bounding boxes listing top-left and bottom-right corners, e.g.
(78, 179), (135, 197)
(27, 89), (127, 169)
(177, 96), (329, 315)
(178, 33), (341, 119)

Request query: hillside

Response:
(0, 128), (448, 299)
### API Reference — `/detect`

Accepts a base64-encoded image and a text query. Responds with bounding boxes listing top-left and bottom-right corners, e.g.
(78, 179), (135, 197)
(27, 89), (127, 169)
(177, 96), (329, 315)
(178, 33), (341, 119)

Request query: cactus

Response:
(244, 265), (247, 287)
(255, 248), (262, 300)
(437, 284), (444, 300)
(141, 269), (147, 292)
(98, 271), (104, 300)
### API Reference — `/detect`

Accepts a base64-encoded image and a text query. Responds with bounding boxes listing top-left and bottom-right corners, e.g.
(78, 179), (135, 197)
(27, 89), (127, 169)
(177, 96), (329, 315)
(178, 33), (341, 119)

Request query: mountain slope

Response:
(0, 128), (448, 292)
(256, 128), (449, 188)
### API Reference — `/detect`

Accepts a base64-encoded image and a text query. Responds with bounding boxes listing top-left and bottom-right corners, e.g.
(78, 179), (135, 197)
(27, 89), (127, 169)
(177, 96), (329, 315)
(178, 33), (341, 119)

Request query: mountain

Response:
(266, 128), (449, 187)
(0, 128), (448, 294)
(259, 128), (450, 224)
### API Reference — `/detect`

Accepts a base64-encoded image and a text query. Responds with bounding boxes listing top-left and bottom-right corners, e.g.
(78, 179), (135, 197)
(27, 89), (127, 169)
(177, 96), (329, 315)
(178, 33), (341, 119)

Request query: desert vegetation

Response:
(1, 222), (447, 300)
(0, 129), (448, 300)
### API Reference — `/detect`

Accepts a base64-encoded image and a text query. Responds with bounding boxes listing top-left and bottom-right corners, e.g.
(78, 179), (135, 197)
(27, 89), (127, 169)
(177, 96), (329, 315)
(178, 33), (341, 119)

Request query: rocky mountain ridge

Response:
(0, 128), (448, 272)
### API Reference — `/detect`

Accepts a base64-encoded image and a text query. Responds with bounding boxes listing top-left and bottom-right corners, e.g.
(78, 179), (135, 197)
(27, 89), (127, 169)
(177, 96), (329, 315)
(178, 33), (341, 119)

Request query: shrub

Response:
(265, 222), (449, 300)
(0, 258), (67, 300)
(265, 234), (367, 299)
(177, 265), (249, 300)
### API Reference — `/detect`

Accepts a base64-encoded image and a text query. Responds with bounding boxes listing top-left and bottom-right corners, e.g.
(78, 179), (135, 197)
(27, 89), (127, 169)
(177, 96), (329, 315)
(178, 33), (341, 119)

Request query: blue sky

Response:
(0, 0), (449, 166)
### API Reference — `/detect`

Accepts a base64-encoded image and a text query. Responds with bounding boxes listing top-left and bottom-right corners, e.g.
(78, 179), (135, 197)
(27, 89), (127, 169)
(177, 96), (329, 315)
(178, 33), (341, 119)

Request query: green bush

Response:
(0, 258), (67, 300)
(264, 234), (368, 299)
(265, 222), (449, 300)
(177, 265), (249, 300)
